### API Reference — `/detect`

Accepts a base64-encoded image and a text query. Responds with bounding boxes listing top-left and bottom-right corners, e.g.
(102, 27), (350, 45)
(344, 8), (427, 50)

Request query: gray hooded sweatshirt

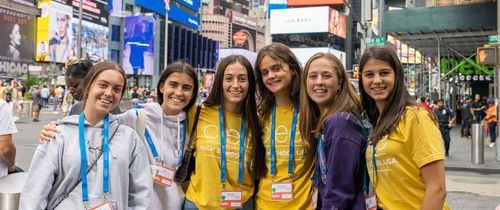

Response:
(117, 103), (187, 210)
(19, 114), (152, 210)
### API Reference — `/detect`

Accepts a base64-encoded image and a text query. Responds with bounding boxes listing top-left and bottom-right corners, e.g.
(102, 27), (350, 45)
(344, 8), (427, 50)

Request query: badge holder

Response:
(86, 193), (117, 210)
(220, 183), (243, 209)
(151, 159), (176, 188)
(270, 175), (293, 201)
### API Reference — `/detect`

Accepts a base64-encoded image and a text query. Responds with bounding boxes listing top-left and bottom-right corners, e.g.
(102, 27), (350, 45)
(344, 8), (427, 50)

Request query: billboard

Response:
(66, 0), (109, 26)
(270, 7), (330, 34)
(36, 0), (109, 63)
(47, 1), (74, 63)
(267, 0), (288, 16)
(290, 47), (346, 68)
(0, 6), (35, 76)
(178, 0), (200, 12)
(72, 19), (109, 63)
(136, 0), (200, 30)
(123, 16), (155, 75)
(109, 0), (123, 17)
(328, 9), (346, 39)
(287, 0), (343, 6)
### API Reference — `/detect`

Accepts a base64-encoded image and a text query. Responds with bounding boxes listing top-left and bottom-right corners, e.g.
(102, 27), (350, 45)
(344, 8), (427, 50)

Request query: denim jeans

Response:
(183, 198), (254, 210)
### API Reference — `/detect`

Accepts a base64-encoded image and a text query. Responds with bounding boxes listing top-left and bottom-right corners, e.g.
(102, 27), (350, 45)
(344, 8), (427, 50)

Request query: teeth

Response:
(170, 97), (183, 102)
(314, 89), (326, 93)
(99, 98), (112, 104)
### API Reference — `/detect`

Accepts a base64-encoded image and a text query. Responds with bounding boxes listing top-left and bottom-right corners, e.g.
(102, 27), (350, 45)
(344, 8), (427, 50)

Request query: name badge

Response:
(271, 182), (293, 201)
(151, 164), (175, 187)
(311, 187), (318, 210)
(220, 190), (242, 209)
(90, 201), (113, 210)
(365, 194), (377, 210)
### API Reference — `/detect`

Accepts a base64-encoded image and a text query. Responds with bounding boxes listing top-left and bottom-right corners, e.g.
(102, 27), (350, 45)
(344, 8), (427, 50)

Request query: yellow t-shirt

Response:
(186, 105), (254, 210)
(255, 103), (315, 210)
(365, 107), (450, 210)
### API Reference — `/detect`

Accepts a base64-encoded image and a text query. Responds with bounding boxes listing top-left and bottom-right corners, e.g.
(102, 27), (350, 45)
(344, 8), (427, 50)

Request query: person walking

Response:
(31, 85), (42, 122)
(486, 99), (497, 148)
(461, 96), (474, 137)
(434, 99), (456, 157)
(359, 46), (449, 210)
(41, 85), (50, 108)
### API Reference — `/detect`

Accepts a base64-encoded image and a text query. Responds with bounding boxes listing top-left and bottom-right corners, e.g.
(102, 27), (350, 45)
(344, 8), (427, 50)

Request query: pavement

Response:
(445, 124), (500, 174)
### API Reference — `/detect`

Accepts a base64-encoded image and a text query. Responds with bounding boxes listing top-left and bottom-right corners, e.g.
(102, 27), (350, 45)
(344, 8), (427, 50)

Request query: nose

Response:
(314, 75), (324, 86)
(174, 86), (183, 95)
(373, 74), (382, 84)
(231, 78), (240, 88)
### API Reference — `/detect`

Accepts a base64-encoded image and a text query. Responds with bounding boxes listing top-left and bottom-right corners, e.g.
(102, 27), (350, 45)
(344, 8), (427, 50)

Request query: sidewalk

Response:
(445, 125), (500, 174)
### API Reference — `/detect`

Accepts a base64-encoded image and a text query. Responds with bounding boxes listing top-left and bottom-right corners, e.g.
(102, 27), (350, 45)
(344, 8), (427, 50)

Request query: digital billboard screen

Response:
(328, 8), (346, 39)
(72, 19), (109, 63)
(47, 1), (74, 63)
(0, 6), (36, 76)
(123, 16), (155, 75)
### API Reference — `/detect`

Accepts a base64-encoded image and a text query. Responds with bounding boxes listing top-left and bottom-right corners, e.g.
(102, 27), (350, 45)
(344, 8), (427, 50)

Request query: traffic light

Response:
(477, 47), (497, 65)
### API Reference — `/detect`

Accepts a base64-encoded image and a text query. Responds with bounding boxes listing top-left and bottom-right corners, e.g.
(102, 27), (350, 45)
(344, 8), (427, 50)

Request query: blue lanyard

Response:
(366, 142), (377, 190)
(79, 113), (109, 203)
(144, 121), (187, 167)
(218, 106), (246, 184)
(317, 135), (327, 184)
(270, 104), (299, 177)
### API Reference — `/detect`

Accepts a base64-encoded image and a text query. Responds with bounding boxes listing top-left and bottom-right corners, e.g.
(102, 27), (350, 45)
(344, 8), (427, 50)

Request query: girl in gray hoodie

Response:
(38, 62), (199, 210)
(20, 62), (152, 210)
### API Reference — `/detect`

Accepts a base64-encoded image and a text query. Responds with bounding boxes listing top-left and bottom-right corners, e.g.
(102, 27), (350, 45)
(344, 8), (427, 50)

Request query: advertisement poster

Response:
(328, 8), (346, 39)
(72, 19), (109, 62)
(48, 1), (74, 63)
(0, 6), (35, 76)
(109, 0), (123, 16)
(123, 16), (155, 75)
(36, 0), (51, 62)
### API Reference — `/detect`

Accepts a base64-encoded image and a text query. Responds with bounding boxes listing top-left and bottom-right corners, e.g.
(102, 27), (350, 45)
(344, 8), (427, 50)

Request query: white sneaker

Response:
(488, 143), (496, 148)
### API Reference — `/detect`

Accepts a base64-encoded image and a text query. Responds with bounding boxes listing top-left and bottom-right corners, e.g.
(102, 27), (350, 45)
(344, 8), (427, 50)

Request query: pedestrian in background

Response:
(300, 52), (366, 209)
(461, 96), (473, 137)
(359, 46), (449, 210)
(41, 85), (50, 108)
(472, 94), (485, 124)
(30, 85), (42, 122)
(20, 61), (152, 209)
(486, 99), (497, 148)
(254, 43), (315, 210)
(434, 99), (456, 157)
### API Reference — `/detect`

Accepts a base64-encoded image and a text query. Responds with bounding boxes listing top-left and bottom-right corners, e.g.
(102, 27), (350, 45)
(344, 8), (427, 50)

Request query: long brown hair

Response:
(358, 46), (434, 144)
(300, 53), (362, 145)
(254, 43), (302, 121)
(156, 61), (198, 112)
(204, 55), (266, 179)
(80, 61), (126, 111)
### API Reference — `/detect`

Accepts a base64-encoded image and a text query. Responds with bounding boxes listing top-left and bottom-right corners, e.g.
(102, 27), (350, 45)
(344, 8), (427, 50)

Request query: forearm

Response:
(421, 185), (446, 210)
(0, 136), (16, 170)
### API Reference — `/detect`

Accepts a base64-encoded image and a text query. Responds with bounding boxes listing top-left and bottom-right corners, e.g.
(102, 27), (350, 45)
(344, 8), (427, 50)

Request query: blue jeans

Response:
(489, 121), (497, 143)
(183, 198), (254, 210)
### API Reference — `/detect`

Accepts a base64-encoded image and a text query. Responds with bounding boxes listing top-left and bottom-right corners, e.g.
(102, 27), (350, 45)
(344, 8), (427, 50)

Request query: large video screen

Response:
(72, 19), (109, 63)
(0, 7), (36, 76)
(123, 16), (155, 75)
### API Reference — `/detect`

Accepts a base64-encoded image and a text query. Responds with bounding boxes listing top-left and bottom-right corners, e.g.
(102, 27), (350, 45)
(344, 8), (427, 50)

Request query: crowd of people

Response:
(1, 44), (476, 210)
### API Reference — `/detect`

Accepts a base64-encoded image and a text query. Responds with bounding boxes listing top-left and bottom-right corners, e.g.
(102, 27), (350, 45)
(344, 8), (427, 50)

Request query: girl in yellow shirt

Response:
(184, 55), (265, 210)
(253, 43), (315, 210)
(358, 46), (449, 210)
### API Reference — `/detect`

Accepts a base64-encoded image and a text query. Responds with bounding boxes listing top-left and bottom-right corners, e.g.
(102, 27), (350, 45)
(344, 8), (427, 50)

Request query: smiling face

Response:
(306, 58), (340, 112)
(84, 70), (124, 117)
(65, 76), (84, 100)
(160, 72), (195, 115)
(361, 58), (395, 111)
(259, 55), (293, 97)
(223, 62), (249, 112)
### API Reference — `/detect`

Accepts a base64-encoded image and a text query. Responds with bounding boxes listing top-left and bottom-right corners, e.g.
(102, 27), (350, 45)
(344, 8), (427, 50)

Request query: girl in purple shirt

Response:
(299, 53), (367, 210)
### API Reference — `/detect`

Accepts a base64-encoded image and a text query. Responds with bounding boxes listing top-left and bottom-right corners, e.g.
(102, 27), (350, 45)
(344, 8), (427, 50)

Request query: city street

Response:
(11, 107), (500, 209)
